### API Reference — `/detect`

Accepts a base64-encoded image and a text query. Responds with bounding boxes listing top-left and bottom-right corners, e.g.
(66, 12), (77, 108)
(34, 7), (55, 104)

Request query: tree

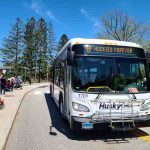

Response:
(0, 17), (57, 81)
(36, 18), (48, 82)
(23, 17), (37, 78)
(0, 18), (23, 76)
(98, 10), (146, 43)
(47, 22), (56, 64)
(57, 34), (69, 51)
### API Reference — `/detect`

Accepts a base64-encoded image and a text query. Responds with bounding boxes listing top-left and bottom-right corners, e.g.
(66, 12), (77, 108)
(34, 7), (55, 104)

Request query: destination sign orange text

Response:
(85, 46), (133, 54)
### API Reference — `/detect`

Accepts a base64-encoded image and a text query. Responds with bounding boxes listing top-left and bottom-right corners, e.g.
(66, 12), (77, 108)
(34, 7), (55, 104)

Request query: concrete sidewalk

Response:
(0, 82), (49, 150)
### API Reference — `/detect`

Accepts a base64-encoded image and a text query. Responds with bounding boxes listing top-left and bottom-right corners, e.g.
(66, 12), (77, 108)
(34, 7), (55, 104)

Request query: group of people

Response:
(0, 74), (22, 94)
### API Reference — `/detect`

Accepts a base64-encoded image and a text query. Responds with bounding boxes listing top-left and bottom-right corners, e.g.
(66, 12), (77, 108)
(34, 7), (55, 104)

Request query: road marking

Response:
(34, 91), (42, 95)
(130, 130), (150, 143)
(140, 134), (150, 142)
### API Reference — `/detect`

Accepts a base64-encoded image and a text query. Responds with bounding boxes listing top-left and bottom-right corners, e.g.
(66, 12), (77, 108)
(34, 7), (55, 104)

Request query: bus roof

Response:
(67, 38), (142, 48)
(56, 38), (143, 59)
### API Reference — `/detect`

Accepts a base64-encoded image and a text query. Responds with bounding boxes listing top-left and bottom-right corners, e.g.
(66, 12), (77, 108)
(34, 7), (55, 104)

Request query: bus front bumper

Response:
(71, 115), (150, 130)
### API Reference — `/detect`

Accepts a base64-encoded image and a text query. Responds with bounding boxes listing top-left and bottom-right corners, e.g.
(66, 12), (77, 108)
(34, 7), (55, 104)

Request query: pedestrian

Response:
(27, 77), (32, 85)
(13, 76), (22, 89)
(6, 80), (13, 91)
(0, 97), (4, 110)
(0, 77), (1, 95)
(1, 75), (6, 94)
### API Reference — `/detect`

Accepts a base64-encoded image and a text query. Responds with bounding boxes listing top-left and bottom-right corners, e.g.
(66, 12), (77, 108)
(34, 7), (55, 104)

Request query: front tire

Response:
(70, 117), (80, 131)
(70, 119), (76, 131)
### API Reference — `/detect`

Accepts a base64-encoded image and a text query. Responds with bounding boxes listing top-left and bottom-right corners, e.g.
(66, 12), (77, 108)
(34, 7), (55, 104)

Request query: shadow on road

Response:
(45, 93), (149, 144)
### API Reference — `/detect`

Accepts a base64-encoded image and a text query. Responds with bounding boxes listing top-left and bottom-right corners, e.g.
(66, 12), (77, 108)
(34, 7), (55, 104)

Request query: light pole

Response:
(47, 65), (49, 81)
(34, 60), (38, 83)
(23, 67), (26, 82)
(21, 67), (28, 82)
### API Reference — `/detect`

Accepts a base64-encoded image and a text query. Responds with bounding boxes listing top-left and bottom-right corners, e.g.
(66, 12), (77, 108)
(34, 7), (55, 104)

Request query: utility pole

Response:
(35, 60), (37, 83)
(25, 67), (27, 82)
(38, 59), (41, 83)
(47, 65), (49, 81)
(21, 67), (27, 82)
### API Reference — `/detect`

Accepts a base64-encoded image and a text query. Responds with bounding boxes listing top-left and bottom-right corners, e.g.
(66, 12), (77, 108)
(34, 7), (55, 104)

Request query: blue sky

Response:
(0, 0), (150, 47)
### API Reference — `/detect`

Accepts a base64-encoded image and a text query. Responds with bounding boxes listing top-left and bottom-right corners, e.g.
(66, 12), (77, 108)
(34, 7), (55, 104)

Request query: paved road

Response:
(5, 86), (150, 150)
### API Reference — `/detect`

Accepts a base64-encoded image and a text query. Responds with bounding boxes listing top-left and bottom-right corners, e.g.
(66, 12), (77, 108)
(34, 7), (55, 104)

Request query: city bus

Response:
(50, 38), (150, 131)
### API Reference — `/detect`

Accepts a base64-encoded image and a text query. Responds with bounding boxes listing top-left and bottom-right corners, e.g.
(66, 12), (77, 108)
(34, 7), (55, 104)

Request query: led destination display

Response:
(73, 45), (145, 58)
(93, 46), (132, 54)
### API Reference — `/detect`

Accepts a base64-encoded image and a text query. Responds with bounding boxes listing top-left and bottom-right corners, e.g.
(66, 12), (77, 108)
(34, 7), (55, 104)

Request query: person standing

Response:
(1, 75), (6, 94)
(0, 76), (1, 94)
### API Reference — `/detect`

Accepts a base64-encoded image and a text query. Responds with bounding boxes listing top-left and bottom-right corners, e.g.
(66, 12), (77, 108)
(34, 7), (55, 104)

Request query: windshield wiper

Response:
(96, 93), (103, 99)
(95, 88), (107, 100)
(127, 91), (137, 100)
(131, 92), (137, 99)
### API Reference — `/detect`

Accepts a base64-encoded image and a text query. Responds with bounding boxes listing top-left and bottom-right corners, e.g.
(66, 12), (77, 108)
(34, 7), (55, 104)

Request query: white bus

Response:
(50, 38), (150, 131)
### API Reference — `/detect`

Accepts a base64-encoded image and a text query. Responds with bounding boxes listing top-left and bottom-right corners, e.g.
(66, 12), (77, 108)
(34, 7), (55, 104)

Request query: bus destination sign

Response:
(85, 46), (133, 54)
(73, 45), (145, 58)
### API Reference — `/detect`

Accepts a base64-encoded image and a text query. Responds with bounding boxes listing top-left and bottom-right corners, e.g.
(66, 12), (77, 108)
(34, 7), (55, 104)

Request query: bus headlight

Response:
(140, 102), (150, 111)
(72, 102), (90, 112)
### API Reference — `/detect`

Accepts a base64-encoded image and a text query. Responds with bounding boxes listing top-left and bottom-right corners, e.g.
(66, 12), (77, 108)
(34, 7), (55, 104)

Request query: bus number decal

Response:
(78, 94), (88, 99)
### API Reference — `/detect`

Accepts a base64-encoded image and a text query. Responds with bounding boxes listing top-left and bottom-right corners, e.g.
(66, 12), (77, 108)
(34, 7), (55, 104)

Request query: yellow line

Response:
(143, 136), (150, 139)
(141, 136), (150, 141)
(142, 139), (150, 142)
(130, 130), (150, 143)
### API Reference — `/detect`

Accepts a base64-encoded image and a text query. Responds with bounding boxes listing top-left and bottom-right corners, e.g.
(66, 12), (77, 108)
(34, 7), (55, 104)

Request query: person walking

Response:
(27, 77), (32, 85)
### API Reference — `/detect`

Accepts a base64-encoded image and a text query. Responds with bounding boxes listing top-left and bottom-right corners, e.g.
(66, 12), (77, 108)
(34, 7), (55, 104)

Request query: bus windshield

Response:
(72, 56), (149, 93)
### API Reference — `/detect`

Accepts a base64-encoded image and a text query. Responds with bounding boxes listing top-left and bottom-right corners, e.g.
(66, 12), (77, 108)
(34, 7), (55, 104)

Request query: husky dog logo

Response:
(85, 46), (92, 52)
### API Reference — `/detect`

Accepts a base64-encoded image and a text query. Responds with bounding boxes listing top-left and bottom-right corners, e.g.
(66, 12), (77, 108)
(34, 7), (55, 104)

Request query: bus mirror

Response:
(67, 50), (74, 66)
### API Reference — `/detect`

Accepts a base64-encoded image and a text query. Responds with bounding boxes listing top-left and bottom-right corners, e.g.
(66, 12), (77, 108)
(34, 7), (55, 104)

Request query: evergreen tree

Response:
(23, 17), (37, 78)
(0, 18), (23, 76)
(57, 34), (69, 51)
(47, 22), (56, 81)
(47, 22), (56, 63)
(36, 18), (48, 82)
(0, 17), (56, 81)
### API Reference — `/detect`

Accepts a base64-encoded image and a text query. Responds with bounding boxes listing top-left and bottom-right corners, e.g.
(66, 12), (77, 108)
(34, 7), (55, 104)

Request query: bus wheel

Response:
(70, 117), (79, 131)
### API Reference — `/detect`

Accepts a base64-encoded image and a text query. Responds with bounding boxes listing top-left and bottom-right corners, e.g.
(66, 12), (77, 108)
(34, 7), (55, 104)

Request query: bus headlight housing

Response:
(140, 102), (150, 111)
(72, 102), (90, 112)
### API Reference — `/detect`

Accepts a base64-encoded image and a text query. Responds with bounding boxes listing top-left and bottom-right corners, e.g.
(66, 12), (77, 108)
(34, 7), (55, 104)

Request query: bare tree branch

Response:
(98, 10), (146, 43)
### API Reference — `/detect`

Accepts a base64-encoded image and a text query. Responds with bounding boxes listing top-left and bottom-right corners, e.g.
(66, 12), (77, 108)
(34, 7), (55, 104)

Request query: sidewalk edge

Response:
(1, 84), (49, 150)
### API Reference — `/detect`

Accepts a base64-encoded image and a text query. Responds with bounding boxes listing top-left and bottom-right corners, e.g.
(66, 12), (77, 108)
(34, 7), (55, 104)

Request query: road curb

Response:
(1, 84), (49, 150)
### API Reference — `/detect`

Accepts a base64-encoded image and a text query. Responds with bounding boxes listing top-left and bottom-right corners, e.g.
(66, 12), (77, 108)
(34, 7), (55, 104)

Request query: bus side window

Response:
(54, 65), (60, 86)
(54, 63), (64, 89)
(67, 66), (71, 84)
(60, 63), (64, 89)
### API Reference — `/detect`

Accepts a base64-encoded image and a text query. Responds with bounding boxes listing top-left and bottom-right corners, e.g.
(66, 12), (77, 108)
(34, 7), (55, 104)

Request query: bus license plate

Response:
(82, 123), (93, 129)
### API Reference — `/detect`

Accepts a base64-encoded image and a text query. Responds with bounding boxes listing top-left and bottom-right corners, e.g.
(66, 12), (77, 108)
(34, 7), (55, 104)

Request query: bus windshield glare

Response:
(72, 56), (149, 93)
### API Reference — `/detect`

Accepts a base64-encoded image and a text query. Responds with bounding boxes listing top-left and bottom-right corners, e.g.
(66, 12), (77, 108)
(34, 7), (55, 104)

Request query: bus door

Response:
(63, 62), (70, 117)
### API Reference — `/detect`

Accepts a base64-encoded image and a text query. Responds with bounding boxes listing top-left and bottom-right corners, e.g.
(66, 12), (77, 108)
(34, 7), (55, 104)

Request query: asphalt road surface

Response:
(5, 86), (150, 150)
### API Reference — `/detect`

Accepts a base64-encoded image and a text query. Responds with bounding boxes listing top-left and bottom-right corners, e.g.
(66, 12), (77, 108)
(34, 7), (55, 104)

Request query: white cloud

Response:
(31, 2), (42, 15)
(80, 8), (100, 28)
(80, 8), (89, 18)
(24, 1), (59, 23)
(46, 10), (59, 23)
